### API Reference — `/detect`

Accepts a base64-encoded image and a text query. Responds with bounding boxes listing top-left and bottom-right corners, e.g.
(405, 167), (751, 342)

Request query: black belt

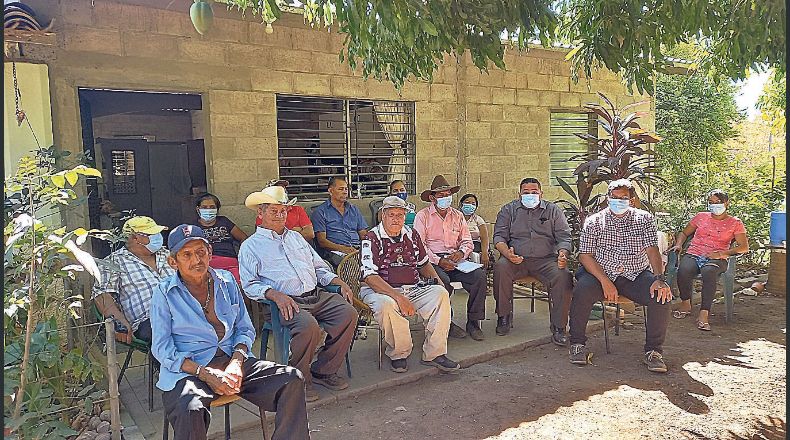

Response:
(292, 288), (320, 304)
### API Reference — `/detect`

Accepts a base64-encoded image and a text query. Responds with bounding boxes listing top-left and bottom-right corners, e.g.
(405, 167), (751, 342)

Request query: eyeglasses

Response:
(609, 195), (631, 201)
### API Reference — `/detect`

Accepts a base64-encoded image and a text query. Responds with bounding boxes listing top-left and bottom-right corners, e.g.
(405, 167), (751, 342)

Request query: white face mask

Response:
(435, 195), (453, 210)
(521, 194), (540, 209)
(708, 203), (726, 216)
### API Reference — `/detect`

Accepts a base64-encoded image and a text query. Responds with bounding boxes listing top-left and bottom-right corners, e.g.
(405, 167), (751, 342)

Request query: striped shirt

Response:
(579, 208), (658, 281)
(91, 247), (175, 331)
(238, 227), (337, 299)
(361, 224), (429, 287)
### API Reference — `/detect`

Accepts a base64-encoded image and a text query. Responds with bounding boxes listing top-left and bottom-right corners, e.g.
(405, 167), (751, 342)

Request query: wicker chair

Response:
(335, 251), (385, 368)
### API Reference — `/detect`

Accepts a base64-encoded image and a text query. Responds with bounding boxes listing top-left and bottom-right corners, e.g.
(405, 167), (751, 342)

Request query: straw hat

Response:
(244, 185), (297, 209)
(420, 175), (461, 202)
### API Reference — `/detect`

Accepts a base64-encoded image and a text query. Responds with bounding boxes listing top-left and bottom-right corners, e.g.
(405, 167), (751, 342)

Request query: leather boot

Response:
(495, 315), (511, 336)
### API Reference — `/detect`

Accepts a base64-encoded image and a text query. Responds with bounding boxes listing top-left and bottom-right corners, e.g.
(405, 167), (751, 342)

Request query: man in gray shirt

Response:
(493, 178), (573, 344)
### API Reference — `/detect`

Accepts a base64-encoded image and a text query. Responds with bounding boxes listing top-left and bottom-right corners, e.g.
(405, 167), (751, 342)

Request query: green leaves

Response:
(50, 165), (102, 189)
(222, 0), (783, 93)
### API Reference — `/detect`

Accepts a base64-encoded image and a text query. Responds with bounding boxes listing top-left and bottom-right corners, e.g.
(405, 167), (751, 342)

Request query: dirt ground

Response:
(298, 294), (786, 440)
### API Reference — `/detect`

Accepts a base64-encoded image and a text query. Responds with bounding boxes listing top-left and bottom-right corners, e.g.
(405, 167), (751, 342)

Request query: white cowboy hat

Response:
(244, 185), (297, 210)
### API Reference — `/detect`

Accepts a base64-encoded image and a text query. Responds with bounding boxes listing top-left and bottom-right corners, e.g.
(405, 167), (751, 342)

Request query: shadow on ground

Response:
(302, 295), (786, 440)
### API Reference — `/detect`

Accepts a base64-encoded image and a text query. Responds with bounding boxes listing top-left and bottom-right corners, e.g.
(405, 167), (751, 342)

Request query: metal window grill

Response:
(276, 95), (416, 201)
(549, 112), (596, 186)
(111, 150), (136, 194)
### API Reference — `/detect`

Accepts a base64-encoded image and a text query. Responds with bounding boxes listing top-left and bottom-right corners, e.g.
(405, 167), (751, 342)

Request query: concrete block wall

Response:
(33, 0), (653, 233)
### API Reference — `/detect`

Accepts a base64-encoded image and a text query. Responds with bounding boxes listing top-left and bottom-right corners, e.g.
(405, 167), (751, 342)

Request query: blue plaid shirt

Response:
(92, 247), (175, 331)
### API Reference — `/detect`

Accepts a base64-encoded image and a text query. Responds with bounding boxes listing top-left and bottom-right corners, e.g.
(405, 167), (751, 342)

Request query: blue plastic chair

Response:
(258, 285), (352, 377)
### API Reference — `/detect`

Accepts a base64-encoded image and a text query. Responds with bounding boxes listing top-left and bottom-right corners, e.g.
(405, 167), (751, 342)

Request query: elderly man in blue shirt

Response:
(239, 185), (358, 402)
(311, 176), (369, 267)
(151, 224), (309, 440)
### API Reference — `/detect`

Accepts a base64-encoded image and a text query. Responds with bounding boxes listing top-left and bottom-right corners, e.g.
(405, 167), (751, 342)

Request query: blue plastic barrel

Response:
(769, 211), (786, 246)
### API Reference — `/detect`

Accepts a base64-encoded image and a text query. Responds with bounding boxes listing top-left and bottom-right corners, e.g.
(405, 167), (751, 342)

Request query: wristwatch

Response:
(234, 348), (249, 360)
(654, 274), (667, 283)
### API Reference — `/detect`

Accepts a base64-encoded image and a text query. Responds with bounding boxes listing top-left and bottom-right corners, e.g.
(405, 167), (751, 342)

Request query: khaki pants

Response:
(359, 284), (451, 361)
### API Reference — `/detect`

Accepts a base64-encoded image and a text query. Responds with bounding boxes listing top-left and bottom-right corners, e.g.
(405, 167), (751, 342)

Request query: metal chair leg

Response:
(602, 301), (611, 354)
(260, 328), (270, 360)
(377, 328), (383, 370)
(614, 304), (621, 336)
(224, 403), (231, 440)
(530, 283), (536, 313)
(162, 413), (169, 440)
(148, 351), (155, 412)
(117, 348), (134, 383)
(345, 353), (352, 378)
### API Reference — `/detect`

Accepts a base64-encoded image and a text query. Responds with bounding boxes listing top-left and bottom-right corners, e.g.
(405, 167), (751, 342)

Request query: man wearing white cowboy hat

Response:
(238, 184), (358, 402)
(413, 175), (488, 341)
(254, 179), (315, 243)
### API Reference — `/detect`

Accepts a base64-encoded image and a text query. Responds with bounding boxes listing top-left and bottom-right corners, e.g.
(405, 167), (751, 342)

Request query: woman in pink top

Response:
(669, 189), (749, 331)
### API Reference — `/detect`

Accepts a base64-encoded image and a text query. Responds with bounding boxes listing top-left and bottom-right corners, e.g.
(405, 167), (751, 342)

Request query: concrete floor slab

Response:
(118, 291), (604, 439)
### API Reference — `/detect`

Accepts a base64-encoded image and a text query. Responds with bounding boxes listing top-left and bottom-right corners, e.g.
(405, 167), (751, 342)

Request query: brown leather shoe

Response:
(449, 322), (467, 339)
(466, 321), (485, 341)
(311, 372), (349, 391)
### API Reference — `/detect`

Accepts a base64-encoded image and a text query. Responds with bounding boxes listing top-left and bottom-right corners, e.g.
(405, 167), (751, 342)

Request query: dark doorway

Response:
(78, 89), (206, 258)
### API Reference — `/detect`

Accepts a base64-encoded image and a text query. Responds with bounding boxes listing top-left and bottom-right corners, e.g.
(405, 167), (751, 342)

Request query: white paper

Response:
(455, 260), (483, 273)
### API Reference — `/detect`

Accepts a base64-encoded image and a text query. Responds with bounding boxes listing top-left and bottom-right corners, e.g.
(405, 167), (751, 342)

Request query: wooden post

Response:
(104, 319), (122, 440)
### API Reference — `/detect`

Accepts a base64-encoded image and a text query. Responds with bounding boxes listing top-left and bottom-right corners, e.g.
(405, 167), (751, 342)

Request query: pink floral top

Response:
(686, 212), (746, 257)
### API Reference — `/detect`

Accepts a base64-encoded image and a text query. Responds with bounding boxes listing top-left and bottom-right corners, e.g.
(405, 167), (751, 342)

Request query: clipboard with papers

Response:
(454, 260), (484, 273)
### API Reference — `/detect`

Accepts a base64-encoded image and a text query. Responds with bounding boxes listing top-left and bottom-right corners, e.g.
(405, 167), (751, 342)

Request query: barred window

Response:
(549, 112), (596, 187)
(276, 95), (416, 200)
(111, 150), (136, 194)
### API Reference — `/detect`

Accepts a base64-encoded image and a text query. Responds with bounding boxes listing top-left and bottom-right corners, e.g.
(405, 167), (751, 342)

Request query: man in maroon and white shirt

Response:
(360, 196), (460, 374)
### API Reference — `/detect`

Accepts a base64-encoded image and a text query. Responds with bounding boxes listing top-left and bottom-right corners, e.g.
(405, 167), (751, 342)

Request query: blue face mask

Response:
(395, 192), (408, 201)
(608, 198), (630, 215)
(461, 203), (477, 215)
(436, 195), (453, 210)
(708, 203), (726, 216)
(521, 194), (540, 209)
(198, 208), (218, 222)
(144, 233), (164, 253)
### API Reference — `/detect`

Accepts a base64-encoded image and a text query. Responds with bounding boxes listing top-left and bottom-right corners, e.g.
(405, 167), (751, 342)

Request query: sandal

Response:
(696, 320), (711, 331)
(673, 310), (691, 319)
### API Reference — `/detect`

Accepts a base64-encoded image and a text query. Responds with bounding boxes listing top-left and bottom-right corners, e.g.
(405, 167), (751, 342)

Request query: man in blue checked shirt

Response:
(151, 224), (309, 440)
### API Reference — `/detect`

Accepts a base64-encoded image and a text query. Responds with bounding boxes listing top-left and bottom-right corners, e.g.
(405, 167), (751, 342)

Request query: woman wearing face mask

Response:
(459, 193), (491, 268)
(668, 189), (749, 331)
(195, 193), (248, 282)
(387, 180), (417, 226)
